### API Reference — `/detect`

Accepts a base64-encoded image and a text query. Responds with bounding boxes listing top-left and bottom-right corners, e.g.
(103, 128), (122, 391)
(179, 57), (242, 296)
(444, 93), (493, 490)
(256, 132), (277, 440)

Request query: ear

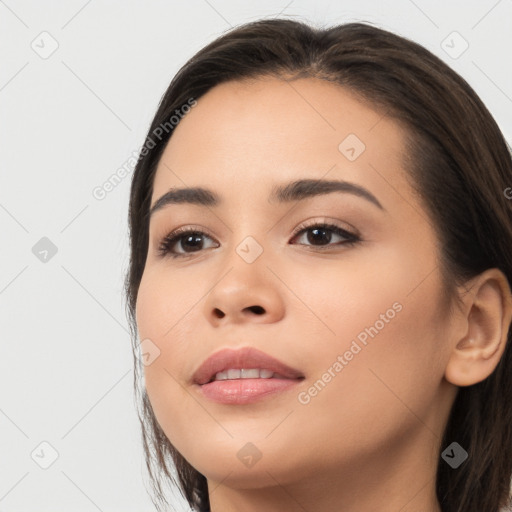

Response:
(445, 268), (512, 387)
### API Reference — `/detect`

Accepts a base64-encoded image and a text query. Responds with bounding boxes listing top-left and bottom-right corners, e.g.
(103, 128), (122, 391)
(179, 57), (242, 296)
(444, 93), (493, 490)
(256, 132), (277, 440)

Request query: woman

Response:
(125, 18), (512, 512)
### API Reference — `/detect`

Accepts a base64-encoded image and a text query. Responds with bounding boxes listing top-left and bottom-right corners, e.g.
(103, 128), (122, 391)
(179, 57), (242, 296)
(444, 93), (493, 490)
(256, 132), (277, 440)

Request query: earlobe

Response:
(444, 269), (512, 387)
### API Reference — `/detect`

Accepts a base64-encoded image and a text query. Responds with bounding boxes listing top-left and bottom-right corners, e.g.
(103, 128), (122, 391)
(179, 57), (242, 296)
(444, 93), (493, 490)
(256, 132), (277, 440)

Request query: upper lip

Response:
(192, 346), (305, 385)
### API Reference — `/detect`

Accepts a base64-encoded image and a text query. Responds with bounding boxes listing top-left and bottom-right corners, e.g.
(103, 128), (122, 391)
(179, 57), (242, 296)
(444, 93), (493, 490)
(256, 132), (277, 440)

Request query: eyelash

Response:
(157, 221), (361, 259)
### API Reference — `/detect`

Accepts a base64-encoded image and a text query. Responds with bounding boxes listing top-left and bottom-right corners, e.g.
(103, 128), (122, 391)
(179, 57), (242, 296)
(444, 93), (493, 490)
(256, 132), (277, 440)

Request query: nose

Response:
(202, 249), (285, 326)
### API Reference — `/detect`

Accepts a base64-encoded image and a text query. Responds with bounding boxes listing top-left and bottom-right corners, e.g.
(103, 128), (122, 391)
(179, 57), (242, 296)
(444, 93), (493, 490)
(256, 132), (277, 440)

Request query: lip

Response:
(192, 346), (305, 404)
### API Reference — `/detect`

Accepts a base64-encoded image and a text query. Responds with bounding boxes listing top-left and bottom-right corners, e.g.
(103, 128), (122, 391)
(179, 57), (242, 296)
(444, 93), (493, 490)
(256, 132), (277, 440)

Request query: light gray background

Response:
(1, 1), (511, 511)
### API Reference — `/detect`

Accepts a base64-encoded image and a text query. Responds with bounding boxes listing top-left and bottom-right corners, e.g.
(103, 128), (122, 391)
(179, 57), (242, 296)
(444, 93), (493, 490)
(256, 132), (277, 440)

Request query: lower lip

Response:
(197, 378), (302, 404)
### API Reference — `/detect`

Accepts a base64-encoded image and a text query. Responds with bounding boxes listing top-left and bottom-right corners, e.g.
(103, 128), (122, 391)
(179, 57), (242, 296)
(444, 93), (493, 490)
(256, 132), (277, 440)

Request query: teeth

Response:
(227, 369), (242, 379)
(213, 368), (276, 381)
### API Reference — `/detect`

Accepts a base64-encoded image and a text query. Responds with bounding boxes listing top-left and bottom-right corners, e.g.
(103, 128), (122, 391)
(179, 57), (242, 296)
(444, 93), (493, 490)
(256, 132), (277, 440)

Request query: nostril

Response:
(213, 308), (225, 318)
(247, 305), (265, 315)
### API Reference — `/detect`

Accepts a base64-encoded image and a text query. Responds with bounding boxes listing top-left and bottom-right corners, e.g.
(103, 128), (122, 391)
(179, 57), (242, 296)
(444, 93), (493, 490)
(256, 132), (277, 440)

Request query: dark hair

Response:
(124, 18), (512, 512)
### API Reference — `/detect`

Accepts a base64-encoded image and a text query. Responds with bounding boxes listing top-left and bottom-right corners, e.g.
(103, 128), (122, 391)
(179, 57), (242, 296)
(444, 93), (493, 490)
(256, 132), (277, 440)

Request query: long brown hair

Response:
(124, 18), (512, 512)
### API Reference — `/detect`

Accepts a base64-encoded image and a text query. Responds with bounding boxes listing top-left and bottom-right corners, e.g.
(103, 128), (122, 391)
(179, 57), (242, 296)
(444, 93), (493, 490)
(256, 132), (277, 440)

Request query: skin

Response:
(135, 76), (512, 512)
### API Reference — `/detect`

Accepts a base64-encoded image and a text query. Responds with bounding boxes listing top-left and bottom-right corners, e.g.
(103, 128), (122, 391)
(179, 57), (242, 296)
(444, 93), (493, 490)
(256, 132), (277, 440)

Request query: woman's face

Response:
(135, 77), (458, 494)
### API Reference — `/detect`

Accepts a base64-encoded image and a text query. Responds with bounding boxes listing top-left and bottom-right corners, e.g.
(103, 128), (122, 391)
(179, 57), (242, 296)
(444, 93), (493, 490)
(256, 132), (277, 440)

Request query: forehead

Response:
(151, 76), (409, 207)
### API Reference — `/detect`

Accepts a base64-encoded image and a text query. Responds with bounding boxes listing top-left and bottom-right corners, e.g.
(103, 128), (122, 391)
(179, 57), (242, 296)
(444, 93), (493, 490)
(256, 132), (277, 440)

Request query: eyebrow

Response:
(149, 178), (384, 218)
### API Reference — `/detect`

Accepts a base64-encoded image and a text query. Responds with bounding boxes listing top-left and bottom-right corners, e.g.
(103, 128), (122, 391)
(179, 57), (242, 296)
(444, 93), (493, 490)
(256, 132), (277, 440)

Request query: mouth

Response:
(192, 346), (305, 404)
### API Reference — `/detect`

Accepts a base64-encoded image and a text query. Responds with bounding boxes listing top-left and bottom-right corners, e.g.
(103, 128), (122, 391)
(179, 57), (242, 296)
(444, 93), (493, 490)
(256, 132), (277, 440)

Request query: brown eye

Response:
(290, 223), (360, 248)
(158, 228), (218, 258)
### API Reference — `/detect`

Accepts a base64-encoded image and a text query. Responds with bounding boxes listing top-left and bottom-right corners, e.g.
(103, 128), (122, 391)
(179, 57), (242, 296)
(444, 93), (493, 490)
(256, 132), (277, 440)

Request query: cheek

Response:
(135, 265), (203, 343)
(135, 268), (208, 444)
(318, 284), (446, 423)
(280, 302), (447, 478)
(293, 257), (448, 434)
